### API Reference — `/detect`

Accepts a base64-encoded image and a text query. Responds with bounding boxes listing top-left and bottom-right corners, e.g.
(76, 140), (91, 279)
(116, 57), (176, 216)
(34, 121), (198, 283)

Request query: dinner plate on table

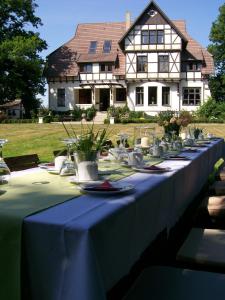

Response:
(79, 182), (135, 195)
(164, 155), (190, 160)
(132, 166), (171, 173)
(46, 168), (60, 175)
(69, 176), (104, 185)
(38, 162), (55, 169)
(181, 148), (199, 153)
(190, 144), (209, 148)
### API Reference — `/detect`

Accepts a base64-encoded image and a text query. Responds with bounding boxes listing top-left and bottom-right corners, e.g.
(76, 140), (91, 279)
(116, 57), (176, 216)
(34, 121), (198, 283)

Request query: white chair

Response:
(177, 228), (225, 269)
(123, 266), (225, 300)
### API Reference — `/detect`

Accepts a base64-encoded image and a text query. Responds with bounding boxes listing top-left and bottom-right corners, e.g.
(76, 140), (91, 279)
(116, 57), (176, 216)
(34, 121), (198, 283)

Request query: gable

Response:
(119, 0), (187, 47)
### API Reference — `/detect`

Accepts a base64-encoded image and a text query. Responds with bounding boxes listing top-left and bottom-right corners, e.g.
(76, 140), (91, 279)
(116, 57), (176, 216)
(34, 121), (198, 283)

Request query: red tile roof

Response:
(173, 20), (214, 74)
(45, 22), (126, 78)
(45, 20), (214, 78)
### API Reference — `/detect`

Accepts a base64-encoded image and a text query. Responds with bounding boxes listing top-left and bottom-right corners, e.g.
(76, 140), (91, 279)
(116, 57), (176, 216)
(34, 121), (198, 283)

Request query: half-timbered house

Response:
(45, 1), (214, 116)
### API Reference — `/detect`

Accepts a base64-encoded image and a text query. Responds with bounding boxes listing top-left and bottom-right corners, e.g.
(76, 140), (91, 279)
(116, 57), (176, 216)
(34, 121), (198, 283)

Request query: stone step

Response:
(93, 112), (107, 124)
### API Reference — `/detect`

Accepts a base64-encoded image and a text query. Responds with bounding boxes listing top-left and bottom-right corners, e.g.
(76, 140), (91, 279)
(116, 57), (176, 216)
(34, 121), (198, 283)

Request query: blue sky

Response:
(35, 0), (224, 104)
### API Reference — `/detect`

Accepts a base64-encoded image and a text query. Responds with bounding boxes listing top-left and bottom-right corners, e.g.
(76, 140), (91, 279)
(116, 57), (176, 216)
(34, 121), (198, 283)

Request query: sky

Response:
(35, 0), (224, 105)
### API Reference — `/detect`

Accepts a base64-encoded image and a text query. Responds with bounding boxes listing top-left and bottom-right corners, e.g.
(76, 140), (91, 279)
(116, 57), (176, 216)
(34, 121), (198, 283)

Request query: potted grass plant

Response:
(62, 122), (108, 181)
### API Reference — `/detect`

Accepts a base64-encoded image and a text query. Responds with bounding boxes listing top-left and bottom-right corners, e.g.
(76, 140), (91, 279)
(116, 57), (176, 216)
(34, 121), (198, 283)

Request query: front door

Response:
(99, 89), (110, 111)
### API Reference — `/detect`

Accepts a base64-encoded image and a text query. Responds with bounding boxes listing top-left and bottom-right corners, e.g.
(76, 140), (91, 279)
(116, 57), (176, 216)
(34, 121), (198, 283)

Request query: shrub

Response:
(86, 105), (97, 121)
(71, 105), (83, 121)
(1, 118), (36, 123)
(196, 98), (225, 120)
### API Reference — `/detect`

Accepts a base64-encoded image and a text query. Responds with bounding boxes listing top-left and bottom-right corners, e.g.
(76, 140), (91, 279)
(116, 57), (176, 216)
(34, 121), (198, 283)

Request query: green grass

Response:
(0, 123), (225, 162)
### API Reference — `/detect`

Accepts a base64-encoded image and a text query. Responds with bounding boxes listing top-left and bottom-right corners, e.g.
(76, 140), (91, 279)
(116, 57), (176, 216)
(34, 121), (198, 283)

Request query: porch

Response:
(74, 85), (127, 112)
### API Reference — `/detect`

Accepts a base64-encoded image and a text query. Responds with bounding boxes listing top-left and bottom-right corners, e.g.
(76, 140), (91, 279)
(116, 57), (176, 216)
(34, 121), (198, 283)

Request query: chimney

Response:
(125, 11), (131, 30)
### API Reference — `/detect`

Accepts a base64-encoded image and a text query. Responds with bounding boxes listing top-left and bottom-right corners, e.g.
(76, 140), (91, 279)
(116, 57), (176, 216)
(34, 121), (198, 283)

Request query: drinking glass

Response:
(0, 139), (11, 185)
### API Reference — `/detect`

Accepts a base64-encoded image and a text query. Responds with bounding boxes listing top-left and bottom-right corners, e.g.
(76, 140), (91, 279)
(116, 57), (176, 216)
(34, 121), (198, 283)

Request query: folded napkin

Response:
(168, 155), (189, 160)
(46, 163), (55, 167)
(84, 180), (120, 191)
(182, 149), (199, 153)
(143, 165), (164, 171)
(192, 144), (208, 148)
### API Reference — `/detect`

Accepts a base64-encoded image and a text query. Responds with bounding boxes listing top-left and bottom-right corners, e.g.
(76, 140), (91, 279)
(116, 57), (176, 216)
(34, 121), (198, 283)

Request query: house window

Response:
(116, 88), (126, 102)
(148, 87), (157, 105)
(78, 89), (92, 104)
(141, 30), (149, 45)
(103, 40), (111, 53)
(136, 87), (144, 106)
(89, 41), (97, 54)
(57, 88), (65, 107)
(141, 30), (164, 45)
(137, 56), (148, 72)
(158, 55), (169, 72)
(79, 64), (93, 73)
(183, 88), (201, 106)
(100, 63), (112, 72)
(187, 62), (202, 71)
(162, 87), (170, 106)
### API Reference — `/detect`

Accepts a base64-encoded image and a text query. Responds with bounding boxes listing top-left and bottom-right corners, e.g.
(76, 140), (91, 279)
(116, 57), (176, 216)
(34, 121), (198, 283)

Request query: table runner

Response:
(0, 170), (81, 300)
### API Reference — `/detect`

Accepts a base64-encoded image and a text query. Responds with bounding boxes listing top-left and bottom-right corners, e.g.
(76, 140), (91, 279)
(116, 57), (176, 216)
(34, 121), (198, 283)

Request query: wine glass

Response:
(60, 138), (77, 175)
(0, 139), (11, 185)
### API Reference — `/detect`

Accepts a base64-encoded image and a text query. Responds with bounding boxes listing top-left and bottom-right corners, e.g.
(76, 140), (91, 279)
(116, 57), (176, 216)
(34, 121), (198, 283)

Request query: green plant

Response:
(71, 105), (83, 121)
(107, 105), (117, 118)
(86, 105), (97, 121)
(62, 122), (109, 159)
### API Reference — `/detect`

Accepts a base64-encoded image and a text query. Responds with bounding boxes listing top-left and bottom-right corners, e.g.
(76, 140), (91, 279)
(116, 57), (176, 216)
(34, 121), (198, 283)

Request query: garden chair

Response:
(176, 228), (225, 272)
(4, 154), (40, 171)
(123, 266), (225, 300)
(193, 195), (225, 229)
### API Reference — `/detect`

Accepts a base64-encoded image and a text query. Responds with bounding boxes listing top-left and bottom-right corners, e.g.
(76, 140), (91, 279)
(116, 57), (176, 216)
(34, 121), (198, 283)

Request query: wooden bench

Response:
(4, 154), (40, 171)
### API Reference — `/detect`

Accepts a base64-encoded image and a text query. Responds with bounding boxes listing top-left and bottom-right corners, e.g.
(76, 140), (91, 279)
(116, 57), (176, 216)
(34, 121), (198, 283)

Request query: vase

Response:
(74, 150), (98, 182)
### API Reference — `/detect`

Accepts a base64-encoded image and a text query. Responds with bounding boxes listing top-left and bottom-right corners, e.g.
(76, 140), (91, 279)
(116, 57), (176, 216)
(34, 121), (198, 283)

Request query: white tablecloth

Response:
(23, 139), (224, 300)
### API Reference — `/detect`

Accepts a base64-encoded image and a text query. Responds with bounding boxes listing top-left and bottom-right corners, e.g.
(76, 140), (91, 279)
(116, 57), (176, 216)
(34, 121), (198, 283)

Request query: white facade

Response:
(47, 2), (213, 114)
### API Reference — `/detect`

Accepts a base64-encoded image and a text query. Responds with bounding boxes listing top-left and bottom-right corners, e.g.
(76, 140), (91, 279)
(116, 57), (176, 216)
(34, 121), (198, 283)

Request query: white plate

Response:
(133, 167), (171, 173)
(69, 176), (104, 185)
(120, 162), (132, 168)
(46, 167), (75, 176)
(46, 168), (60, 175)
(98, 169), (113, 175)
(164, 156), (190, 160)
(38, 163), (55, 169)
(80, 183), (135, 195)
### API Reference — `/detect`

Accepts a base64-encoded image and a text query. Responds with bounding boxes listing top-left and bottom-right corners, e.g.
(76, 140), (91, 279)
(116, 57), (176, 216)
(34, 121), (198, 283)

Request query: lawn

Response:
(0, 122), (225, 162)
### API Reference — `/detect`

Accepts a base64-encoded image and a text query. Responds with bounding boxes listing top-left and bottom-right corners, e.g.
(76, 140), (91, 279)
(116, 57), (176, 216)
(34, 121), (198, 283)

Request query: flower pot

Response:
(110, 117), (115, 124)
(38, 116), (44, 124)
(74, 151), (98, 182)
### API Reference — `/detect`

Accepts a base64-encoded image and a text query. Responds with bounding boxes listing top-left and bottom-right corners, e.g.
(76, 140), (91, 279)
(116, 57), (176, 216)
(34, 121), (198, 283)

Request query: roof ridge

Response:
(77, 21), (126, 26)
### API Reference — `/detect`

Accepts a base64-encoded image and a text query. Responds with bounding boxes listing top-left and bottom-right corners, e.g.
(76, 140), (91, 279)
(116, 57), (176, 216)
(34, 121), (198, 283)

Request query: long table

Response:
(21, 139), (224, 300)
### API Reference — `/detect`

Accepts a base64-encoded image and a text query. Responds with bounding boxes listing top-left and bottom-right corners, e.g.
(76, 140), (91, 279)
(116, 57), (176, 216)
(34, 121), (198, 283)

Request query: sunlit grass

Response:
(0, 122), (224, 162)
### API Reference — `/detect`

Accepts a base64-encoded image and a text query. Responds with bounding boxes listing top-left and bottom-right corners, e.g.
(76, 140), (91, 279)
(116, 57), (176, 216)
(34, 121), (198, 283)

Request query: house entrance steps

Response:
(93, 111), (107, 124)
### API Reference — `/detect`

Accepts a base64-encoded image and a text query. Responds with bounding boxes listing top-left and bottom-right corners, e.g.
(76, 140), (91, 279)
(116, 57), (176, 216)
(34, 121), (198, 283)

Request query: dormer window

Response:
(187, 62), (202, 71)
(100, 63), (113, 72)
(79, 64), (92, 73)
(103, 40), (111, 53)
(89, 41), (97, 54)
(141, 30), (164, 45)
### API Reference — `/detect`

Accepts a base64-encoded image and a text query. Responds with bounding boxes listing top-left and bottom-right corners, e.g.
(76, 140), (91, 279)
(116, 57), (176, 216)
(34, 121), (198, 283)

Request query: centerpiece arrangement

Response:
(157, 110), (192, 137)
(62, 122), (109, 181)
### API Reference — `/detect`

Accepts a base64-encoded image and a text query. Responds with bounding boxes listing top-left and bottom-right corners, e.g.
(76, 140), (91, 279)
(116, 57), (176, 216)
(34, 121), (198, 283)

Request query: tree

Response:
(0, 0), (47, 117)
(208, 3), (225, 101)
